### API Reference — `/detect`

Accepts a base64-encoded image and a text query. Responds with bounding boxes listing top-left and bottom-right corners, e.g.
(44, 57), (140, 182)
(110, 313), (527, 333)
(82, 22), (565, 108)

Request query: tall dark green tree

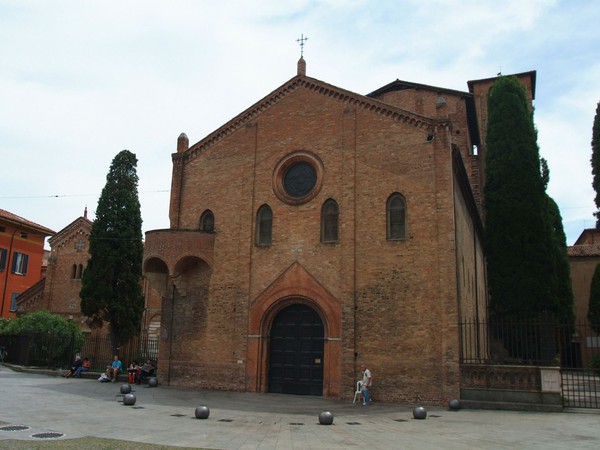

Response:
(484, 76), (564, 321)
(591, 102), (600, 226)
(80, 150), (144, 351)
(546, 195), (575, 324)
(589, 101), (600, 331)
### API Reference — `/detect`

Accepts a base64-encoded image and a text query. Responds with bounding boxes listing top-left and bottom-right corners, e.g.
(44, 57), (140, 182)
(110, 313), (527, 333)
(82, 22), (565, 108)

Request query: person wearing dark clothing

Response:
(62, 356), (82, 378)
(137, 360), (155, 384)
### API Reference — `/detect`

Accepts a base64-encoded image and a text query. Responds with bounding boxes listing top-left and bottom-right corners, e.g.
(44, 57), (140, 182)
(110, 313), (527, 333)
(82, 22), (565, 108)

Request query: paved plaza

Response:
(0, 364), (599, 449)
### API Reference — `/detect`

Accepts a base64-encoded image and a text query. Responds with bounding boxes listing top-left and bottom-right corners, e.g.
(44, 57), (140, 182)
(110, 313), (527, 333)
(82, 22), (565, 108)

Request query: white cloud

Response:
(1, 0), (599, 245)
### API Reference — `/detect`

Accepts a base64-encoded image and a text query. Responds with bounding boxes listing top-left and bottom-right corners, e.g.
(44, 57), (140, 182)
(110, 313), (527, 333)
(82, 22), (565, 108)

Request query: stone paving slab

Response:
(1, 364), (599, 449)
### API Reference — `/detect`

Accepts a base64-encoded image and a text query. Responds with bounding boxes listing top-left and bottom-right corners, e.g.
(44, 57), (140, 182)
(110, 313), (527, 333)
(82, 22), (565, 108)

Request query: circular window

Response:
(284, 162), (317, 198)
(273, 151), (324, 205)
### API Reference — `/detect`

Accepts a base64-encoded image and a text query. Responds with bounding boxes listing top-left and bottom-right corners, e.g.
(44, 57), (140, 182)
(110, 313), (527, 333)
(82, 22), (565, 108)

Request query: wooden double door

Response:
(268, 304), (324, 396)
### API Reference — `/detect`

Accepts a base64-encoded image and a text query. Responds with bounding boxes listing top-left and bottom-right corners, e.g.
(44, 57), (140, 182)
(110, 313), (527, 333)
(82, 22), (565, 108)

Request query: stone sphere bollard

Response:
(120, 384), (132, 395)
(448, 399), (461, 411)
(318, 411), (334, 425)
(413, 406), (427, 419)
(195, 406), (210, 419)
(123, 393), (137, 406)
(148, 377), (158, 387)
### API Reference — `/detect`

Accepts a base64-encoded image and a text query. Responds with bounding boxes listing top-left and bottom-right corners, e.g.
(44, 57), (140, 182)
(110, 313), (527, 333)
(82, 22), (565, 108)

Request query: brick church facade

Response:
(143, 60), (535, 404)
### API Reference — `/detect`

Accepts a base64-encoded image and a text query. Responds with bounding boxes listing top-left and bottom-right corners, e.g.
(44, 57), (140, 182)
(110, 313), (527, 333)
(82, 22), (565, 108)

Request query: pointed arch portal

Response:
(268, 303), (324, 395)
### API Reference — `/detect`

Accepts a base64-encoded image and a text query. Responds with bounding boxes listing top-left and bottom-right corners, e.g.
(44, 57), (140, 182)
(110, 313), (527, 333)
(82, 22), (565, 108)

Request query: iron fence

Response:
(459, 319), (600, 368)
(79, 334), (160, 372)
(460, 319), (600, 409)
(0, 332), (160, 372)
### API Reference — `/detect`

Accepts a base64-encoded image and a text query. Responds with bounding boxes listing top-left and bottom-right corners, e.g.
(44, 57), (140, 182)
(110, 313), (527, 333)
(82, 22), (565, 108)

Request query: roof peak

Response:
(297, 57), (306, 76)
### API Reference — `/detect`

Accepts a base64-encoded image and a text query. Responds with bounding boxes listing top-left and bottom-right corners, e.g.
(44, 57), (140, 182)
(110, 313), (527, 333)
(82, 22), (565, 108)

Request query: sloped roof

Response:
(0, 209), (56, 236)
(181, 74), (449, 165)
(568, 244), (600, 258)
(573, 228), (600, 246)
(467, 70), (537, 99)
(48, 215), (93, 247)
(366, 78), (481, 146)
(366, 78), (471, 99)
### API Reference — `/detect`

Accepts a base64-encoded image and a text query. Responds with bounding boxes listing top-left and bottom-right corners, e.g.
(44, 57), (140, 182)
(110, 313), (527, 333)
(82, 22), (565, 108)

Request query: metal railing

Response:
(460, 319), (600, 408)
(0, 332), (160, 372)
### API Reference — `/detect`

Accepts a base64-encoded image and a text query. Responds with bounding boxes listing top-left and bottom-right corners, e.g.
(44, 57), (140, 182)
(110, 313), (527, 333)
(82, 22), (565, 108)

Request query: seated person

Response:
(62, 355), (82, 378)
(137, 359), (155, 384)
(127, 361), (140, 384)
(74, 357), (92, 378)
(106, 355), (123, 382)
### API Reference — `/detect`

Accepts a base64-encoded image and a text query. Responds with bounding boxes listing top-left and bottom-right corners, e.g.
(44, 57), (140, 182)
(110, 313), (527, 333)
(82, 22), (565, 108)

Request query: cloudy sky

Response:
(1, 0), (599, 246)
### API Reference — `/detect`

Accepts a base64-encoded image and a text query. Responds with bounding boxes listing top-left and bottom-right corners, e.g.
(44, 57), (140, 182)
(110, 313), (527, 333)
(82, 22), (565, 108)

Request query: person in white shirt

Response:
(361, 364), (372, 405)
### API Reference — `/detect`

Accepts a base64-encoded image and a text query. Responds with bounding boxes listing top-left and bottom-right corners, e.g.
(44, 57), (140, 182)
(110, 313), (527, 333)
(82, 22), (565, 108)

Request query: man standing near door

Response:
(361, 363), (372, 405)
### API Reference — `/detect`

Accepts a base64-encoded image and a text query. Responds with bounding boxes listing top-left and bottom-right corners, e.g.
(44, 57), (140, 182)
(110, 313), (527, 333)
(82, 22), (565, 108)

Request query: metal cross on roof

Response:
(296, 34), (308, 57)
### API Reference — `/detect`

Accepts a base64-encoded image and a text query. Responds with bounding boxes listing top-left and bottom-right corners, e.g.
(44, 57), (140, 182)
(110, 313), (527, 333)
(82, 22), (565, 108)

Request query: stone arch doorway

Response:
(268, 303), (324, 396)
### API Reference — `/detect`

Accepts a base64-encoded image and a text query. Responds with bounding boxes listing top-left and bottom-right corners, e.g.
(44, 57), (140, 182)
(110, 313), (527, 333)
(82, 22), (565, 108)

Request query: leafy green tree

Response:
(484, 76), (562, 321)
(589, 264), (600, 333)
(80, 150), (144, 352)
(0, 310), (84, 367)
(591, 102), (600, 226)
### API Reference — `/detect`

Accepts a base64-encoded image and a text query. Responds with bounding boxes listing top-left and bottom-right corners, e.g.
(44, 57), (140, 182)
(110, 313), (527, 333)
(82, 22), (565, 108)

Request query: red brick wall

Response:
(144, 75), (488, 405)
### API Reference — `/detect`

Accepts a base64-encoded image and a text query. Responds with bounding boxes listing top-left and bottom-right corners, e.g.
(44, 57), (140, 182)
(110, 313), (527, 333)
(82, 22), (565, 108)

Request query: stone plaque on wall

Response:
(540, 368), (561, 393)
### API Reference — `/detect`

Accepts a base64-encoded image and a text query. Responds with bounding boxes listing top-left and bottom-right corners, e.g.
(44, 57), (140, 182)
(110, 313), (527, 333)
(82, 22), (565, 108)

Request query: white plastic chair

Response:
(352, 380), (363, 404)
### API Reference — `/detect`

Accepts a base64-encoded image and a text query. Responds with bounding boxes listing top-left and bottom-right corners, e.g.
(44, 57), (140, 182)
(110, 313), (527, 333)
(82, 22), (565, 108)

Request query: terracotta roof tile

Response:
(0, 209), (56, 236)
(568, 244), (600, 257)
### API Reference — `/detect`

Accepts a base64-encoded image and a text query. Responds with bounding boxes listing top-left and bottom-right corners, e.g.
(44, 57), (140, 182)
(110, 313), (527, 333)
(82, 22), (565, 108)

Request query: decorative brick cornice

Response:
(176, 75), (448, 166)
(48, 216), (92, 248)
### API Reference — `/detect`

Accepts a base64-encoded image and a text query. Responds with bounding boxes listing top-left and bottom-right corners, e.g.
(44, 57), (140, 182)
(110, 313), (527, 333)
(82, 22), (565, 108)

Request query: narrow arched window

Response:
(321, 199), (339, 243)
(199, 210), (215, 232)
(256, 204), (273, 245)
(77, 264), (84, 279)
(71, 264), (77, 279)
(387, 193), (407, 240)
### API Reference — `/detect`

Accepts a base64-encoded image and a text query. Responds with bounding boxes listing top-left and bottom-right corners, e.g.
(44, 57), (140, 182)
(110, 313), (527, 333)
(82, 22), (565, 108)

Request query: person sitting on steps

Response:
(128, 361), (140, 384)
(62, 355), (82, 378)
(106, 355), (123, 382)
(137, 359), (155, 385)
(74, 357), (92, 378)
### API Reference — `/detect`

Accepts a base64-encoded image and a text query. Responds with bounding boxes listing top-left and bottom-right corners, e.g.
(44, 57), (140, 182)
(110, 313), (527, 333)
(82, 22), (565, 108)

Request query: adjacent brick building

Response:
(17, 209), (94, 328)
(0, 209), (55, 318)
(17, 208), (162, 341)
(143, 60), (535, 404)
(567, 228), (600, 366)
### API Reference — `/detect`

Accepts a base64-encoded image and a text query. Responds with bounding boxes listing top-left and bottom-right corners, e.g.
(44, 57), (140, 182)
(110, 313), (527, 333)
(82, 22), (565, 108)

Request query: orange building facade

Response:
(0, 209), (55, 318)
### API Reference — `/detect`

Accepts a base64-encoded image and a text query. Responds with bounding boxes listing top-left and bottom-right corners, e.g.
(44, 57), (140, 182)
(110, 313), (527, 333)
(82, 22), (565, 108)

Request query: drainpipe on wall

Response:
(166, 282), (176, 385)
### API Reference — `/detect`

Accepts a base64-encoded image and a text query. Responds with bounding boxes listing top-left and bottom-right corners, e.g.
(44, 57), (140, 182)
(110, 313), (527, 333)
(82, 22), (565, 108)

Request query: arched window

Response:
(256, 205), (273, 246)
(387, 193), (407, 240)
(199, 210), (215, 232)
(71, 264), (77, 279)
(321, 199), (339, 243)
(77, 264), (84, 279)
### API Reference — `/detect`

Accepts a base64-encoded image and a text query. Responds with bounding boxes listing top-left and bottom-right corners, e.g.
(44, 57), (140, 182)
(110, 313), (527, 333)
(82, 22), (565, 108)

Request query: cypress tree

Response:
(484, 76), (558, 320)
(546, 195), (575, 324)
(591, 102), (600, 226)
(589, 102), (600, 330)
(80, 150), (144, 351)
